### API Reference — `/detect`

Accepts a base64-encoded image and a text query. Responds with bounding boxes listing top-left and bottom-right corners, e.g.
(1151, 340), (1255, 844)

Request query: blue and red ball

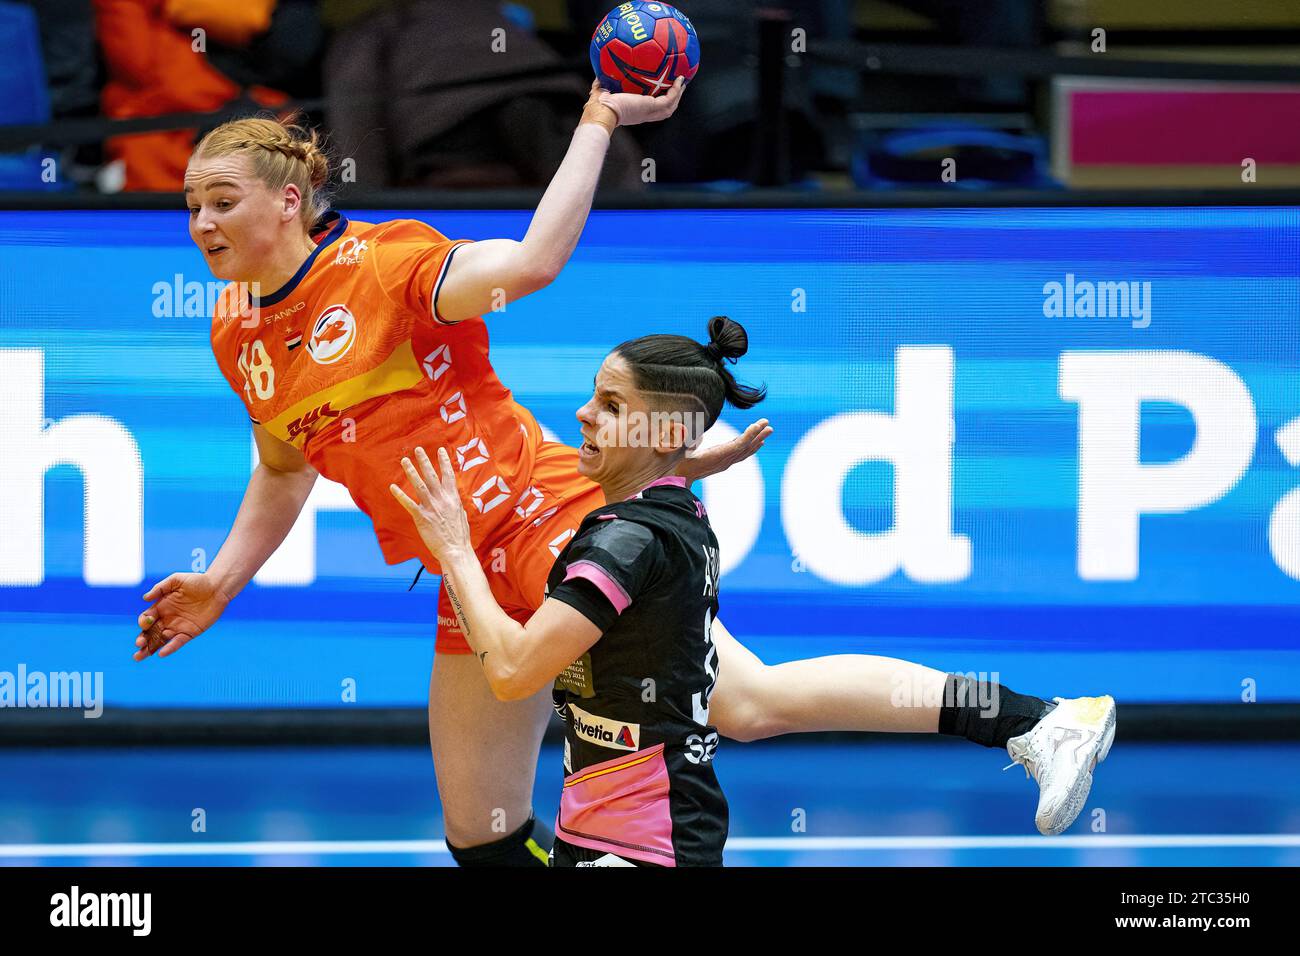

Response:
(590, 2), (701, 96)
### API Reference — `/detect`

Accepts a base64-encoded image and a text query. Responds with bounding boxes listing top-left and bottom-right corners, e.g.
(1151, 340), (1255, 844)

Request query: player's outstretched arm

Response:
(435, 78), (686, 324)
(133, 424), (318, 660)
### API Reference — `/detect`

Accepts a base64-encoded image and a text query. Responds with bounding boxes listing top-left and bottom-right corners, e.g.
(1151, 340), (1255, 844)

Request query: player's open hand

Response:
(134, 572), (231, 661)
(677, 418), (773, 483)
(391, 447), (474, 564)
(591, 76), (686, 127)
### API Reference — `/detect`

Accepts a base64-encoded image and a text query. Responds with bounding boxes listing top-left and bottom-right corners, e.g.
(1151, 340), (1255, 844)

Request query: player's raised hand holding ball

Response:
(586, 2), (699, 128)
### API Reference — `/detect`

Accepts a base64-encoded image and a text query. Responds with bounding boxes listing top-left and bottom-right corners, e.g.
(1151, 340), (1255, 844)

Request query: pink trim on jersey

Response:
(564, 560), (630, 614)
(556, 743), (675, 866)
(625, 475), (688, 500)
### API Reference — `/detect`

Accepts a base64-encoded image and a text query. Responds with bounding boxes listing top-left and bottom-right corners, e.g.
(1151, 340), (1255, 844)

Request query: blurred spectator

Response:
(93, 0), (294, 191)
(0, 0), (65, 189)
(321, 0), (643, 189)
(891, 0), (1042, 106)
(14, 0), (99, 120)
(205, 0), (324, 101)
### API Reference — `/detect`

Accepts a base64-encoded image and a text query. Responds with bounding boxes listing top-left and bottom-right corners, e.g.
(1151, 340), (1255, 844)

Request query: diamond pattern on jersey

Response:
(456, 437), (489, 471)
(471, 475), (511, 514)
(548, 528), (576, 557)
(515, 485), (544, 520)
(439, 391), (467, 424)
(422, 344), (452, 380)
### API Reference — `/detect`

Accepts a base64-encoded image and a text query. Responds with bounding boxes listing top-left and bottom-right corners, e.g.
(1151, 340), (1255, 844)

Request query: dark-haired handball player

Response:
(140, 75), (1115, 867)
(391, 317), (766, 866)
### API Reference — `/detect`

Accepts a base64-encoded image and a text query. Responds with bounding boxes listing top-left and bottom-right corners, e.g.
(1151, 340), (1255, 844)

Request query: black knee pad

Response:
(446, 811), (555, 867)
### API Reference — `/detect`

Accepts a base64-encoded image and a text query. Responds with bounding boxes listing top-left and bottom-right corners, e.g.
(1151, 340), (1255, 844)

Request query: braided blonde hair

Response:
(193, 115), (331, 226)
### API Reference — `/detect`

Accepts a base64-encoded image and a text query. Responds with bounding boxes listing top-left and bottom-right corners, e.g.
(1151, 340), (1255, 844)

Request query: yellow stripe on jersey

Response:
(563, 751), (657, 788)
(262, 339), (425, 448)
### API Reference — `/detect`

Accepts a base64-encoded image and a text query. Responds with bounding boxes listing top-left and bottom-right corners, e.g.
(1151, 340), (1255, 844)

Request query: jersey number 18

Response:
(237, 340), (276, 401)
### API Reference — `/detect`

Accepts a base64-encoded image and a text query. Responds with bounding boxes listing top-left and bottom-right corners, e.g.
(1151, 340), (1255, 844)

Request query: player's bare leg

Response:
(707, 618), (1115, 834)
(428, 653), (555, 865)
(707, 618), (945, 738)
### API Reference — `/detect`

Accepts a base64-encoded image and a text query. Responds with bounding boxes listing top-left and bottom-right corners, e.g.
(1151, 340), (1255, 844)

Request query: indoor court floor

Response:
(2, 740), (1297, 866)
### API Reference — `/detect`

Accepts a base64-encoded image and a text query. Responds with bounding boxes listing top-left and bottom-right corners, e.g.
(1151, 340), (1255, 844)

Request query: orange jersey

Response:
(210, 213), (553, 573)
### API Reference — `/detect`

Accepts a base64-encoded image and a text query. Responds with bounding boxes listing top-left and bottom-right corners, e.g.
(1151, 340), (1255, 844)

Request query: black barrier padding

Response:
(1, 703), (1297, 747)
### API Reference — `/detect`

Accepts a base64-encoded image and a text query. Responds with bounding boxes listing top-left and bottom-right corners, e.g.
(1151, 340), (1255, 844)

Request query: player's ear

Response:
(654, 410), (689, 455)
(281, 183), (303, 223)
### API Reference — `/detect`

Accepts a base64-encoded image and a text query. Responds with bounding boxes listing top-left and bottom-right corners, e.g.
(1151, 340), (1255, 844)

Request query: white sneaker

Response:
(1004, 695), (1116, 836)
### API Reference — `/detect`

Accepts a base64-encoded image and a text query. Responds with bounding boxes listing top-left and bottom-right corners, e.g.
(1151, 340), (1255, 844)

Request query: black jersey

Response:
(544, 475), (727, 867)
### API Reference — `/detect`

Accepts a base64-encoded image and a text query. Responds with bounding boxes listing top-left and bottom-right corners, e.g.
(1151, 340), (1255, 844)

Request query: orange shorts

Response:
(435, 441), (604, 654)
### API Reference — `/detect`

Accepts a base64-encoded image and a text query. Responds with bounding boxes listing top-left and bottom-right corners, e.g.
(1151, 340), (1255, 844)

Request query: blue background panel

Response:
(1, 207), (1298, 706)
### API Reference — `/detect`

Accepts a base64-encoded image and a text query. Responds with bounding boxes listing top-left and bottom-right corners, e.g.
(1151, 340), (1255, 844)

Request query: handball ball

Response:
(590, 2), (701, 96)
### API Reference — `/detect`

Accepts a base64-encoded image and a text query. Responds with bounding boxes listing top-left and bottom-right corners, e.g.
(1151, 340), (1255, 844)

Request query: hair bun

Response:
(706, 315), (749, 364)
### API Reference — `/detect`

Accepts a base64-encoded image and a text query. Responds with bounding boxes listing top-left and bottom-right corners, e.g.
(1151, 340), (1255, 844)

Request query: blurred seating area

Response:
(4, 0), (1300, 194)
